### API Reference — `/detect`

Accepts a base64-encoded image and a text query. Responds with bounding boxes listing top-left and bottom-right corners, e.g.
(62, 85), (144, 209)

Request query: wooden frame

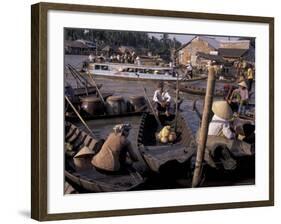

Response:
(31, 2), (274, 221)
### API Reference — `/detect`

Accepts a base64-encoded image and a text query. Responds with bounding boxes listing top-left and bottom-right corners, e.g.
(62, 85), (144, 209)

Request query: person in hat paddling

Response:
(91, 123), (138, 173)
(153, 81), (171, 117)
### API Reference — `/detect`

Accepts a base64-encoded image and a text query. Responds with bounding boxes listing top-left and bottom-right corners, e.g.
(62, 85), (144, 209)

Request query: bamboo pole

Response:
(192, 66), (216, 187)
(143, 86), (162, 128)
(174, 71), (179, 132)
(67, 65), (89, 95)
(137, 74), (162, 128)
(86, 72), (106, 105)
(65, 95), (96, 138)
(68, 64), (92, 87)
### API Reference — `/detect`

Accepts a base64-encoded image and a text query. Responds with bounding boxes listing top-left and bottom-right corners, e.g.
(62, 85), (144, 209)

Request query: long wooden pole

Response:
(192, 66), (216, 187)
(136, 74), (162, 128)
(65, 96), (96, 138)
(68, 64), (92, 87)
(67, 65), (89, 95)
(143, 86), (162, 128)
(174, 71), (179, 132)
(86, 72), (106, 104)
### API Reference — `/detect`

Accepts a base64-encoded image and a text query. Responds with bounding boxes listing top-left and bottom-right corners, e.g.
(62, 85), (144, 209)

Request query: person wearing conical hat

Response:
(91, 123), (138, 173)
(237, 81), (249, 115)
(205, 101), (253, 169)
(153, 81), (171, 117)
(228, 80), (249, 115)
(208, 101), (235, 139)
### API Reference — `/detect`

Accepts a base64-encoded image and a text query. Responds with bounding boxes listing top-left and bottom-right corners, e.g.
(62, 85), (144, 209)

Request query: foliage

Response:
(65, 28), (182, 61)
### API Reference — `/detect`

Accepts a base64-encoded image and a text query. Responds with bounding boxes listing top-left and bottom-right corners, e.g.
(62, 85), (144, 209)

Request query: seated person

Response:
(153, 81), (171, 116)
(91, 124), (138, 173)
(207, 101), (253, 157)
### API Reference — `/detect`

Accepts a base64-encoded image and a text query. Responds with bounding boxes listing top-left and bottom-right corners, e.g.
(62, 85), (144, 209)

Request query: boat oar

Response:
(87, 73), (105, 104)
(143, 86), (162, 128)
(135, 72), (162, 128)
(192, 99), (202, 121)
(65, 95), (96, 138)
(86, 72), (106, 105)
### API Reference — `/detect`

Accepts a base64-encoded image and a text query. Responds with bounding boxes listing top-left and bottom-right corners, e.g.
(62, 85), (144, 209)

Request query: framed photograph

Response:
(31, 2), (274, 221)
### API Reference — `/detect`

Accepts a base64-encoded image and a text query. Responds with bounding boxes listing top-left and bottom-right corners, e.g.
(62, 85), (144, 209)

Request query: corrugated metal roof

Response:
(176, 35), (221, 51)
(196, 52), (226, 63)
(219, 48), (248, 58)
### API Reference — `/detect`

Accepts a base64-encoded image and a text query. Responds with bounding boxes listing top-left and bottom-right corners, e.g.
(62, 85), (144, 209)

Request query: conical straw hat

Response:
(74, 146), (95, 158)
(212, 101), (233, 120)
(238, 80), (248, 88)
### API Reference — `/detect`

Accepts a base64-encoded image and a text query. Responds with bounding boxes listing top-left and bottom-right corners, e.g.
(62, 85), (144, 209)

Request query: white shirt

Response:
(208, 115), (235, 139)
(186, 64), (193, 71)
(153, 90), (171, 103)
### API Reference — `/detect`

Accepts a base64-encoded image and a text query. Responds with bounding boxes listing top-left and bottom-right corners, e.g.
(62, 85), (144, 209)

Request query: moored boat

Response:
(168, 82), (225, 97)
(65, 94), (148, 121)
(86, 62), (207, 82)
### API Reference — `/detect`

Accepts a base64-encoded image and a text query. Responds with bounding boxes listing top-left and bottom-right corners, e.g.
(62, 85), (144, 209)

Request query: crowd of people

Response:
(88, 51), (140, 65)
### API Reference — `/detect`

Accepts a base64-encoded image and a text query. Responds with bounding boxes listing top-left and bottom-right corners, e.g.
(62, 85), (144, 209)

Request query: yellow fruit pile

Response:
(158, 126), (177, 143)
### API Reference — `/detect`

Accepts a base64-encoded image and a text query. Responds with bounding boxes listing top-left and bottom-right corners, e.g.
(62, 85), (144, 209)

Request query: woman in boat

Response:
(91, 123), (139, 173)
(153, 81), (171, 117)
(206, 101), (253, 161)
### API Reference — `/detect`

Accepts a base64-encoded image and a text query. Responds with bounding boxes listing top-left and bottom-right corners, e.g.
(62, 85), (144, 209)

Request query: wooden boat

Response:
(65, 94), (148, 121)
(168, 82), (225, 97)
(137, 113), (197, 172)
(72, 84), (102, 96)
(64, 122), (145, 192)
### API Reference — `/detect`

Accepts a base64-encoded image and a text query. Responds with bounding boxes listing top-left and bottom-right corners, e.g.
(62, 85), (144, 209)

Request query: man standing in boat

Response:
(153, 81), (171, 117)
(91, 124), (139, 173)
